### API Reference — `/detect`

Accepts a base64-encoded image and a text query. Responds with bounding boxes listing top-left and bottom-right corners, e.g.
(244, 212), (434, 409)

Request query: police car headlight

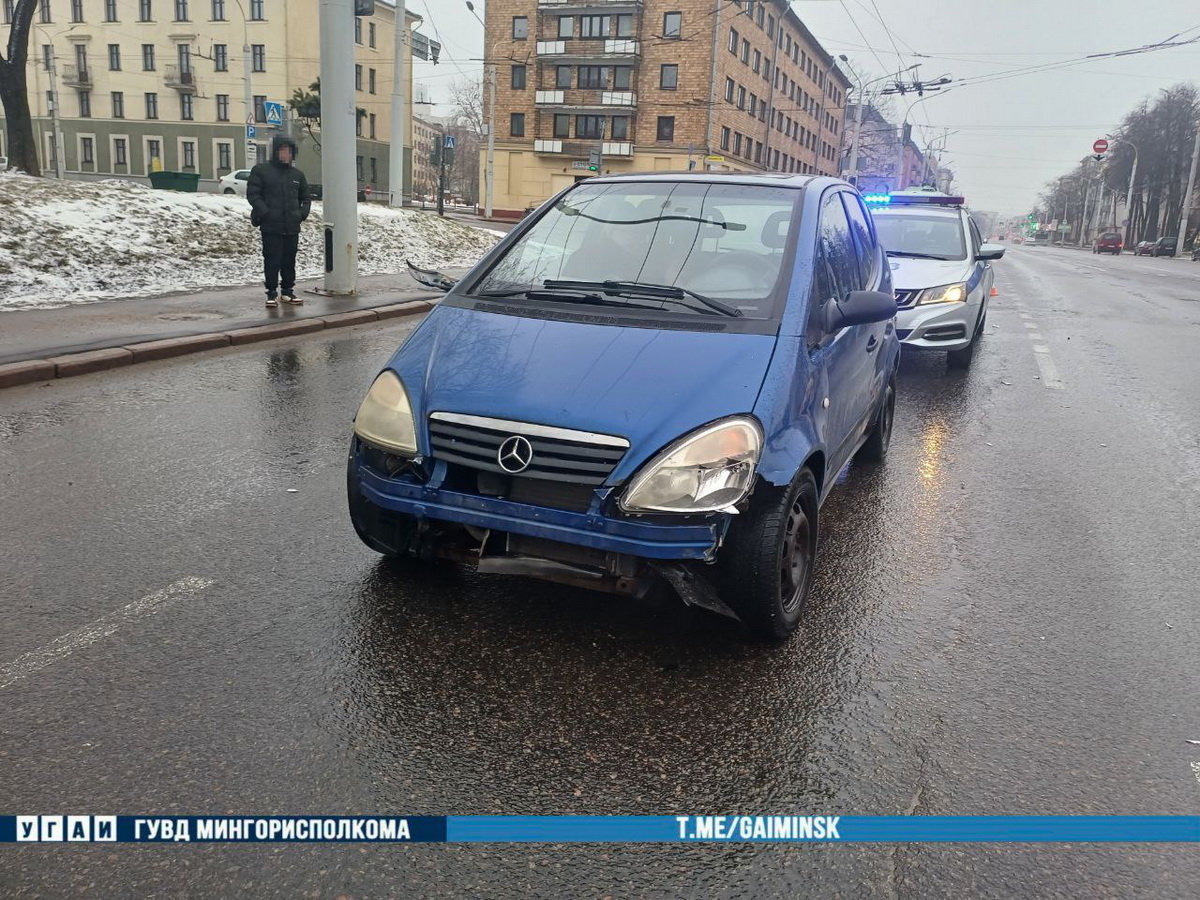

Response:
(917, 282), (968, 305)
(353, 370), (418, 455)
(621, 418), (762, 513)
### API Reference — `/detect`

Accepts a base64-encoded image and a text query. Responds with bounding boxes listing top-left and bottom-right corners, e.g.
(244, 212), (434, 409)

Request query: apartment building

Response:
(482, 0), (851, 217)
(0, 0), (421, 193)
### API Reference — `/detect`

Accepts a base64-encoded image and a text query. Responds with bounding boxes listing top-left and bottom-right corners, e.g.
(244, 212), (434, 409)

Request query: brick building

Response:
(482, 0), (851, 217)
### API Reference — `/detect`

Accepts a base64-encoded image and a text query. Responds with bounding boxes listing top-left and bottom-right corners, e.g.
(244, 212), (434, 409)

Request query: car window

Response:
(840, 192), (878, 288)
(968, 216), (983, 255)
(236, 171), (249, 180)
(806, 192), (859, 348)
(873, 212), (968, 261)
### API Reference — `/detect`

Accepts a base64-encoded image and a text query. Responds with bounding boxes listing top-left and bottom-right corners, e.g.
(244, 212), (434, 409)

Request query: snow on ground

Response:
(0, 170), (500, 311)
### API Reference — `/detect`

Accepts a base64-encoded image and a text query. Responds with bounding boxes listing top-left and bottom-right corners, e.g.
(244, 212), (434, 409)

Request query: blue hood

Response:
(386, 304), (778, 482)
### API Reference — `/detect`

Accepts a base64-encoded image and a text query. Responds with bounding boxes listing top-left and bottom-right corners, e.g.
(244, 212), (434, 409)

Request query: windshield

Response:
(873, 212), (968, 261)
(470, 181), (799, 319)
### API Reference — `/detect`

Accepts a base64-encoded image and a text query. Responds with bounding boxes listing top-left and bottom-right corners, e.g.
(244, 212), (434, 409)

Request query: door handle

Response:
(866, 335), (879, 352)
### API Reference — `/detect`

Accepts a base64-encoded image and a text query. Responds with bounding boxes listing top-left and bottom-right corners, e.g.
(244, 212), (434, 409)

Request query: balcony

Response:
(60, 65), (92, 88)
(539, 0), (642, 6)
(164, 65), (197, 93)
(536, 39), (640, 58)
(534, 90), (637, 108)
(535, 140), (633, 157)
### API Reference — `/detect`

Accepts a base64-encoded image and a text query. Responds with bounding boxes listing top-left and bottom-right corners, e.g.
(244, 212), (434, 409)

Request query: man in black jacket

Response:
(247, 134), (311, 307)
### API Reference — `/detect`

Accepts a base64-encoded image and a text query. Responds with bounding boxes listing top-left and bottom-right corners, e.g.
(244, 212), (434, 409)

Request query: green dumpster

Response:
(148, 171), (201, 192)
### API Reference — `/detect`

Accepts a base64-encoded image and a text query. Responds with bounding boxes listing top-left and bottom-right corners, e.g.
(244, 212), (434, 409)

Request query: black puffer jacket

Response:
(246, 135), (311, 235)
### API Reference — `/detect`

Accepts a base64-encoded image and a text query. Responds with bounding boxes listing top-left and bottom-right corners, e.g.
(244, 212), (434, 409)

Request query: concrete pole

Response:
(320, 0), (358, 294)
(847, 95), (865, 185)
(243, 41), (254, 169)
(46, 55), (65, 179)
(1175, 127), (1200, 257)
(894, 125), (906, 191)
(389, 0), (407, 207)
(1123, 149), (1138, 250)
(484, 63), (495, 217)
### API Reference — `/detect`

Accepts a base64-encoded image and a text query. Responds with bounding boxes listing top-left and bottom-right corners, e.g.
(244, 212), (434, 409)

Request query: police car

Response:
(865, 190), (1004, 369)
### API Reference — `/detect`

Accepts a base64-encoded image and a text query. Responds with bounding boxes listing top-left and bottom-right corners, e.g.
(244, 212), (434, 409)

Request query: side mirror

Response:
(830, 290), (896, 329)
(406, 259), (456, 292)
(977, 243), (1005, 261)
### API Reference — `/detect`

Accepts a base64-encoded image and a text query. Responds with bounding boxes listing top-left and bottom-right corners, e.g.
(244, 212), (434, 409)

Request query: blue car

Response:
(348, 173), (900, 639)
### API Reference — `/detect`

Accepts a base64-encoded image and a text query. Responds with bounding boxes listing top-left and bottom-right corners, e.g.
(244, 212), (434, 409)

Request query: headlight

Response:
(353, 370), (418, 455)
(620, 418), (763, 514)
(916, 282), (968, 305)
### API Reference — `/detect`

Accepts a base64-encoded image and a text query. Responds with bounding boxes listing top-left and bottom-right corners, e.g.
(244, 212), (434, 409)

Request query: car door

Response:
(840, 191), (892, 436)
(806, 191), (870, 475)
(968, 216), (992, 316)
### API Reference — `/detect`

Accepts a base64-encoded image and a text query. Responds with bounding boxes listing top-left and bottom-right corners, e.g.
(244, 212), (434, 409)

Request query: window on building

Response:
(553, 114), (570, 138)
(752, 49), (760, 73)
(81, 136), (94, 164)
(142, 44), (155, 71)
(512, 16), (527, 39)
(733, 132), (742, 154)
(613, 66), (631, 89)
(254, 94), (266, 122)
(616, 14), (633, 37)
(725, 77), (734, 103)
(759, 102), (766, 122)
(511, 65), (526, 89)
(757, 4), (764, 27)
(218, 142), (231, 171)
(755, 142), (762, 163)
(114, 138), (128, 165)
(182, 140), (195, 170)
(656, 116), (674, 142)
(660, 64), (677, 90)
(369, 68), (376, 93)
(767, 15), (774, 38)
(252, 44), (265, 72)
(78, 90), (90, 117)
(663, 11), (681, 39)
(178, 43), (191, 73)
(354, 16), (362, 43)
(216, 93), (229, 121)
(737, 86), (746, 109)
(763, 59), (770, 81)
(41, 44), (52, 71)
(180, 92), (193, 120)
(578, 66), (606, 89)
(112, 91), (124, 118)
(145, 92), (158, 119)
(38, 0), (50, 22)
(610, 115), (629, 140)
(147, 139), (161, 168)
(510, 112), (525, 137)
(370, 157), (377, 184)
(749, 94), (756, 116)
(556, 65), (572, 89)
(70, 0), (83, 21)
(74, 43), (88, 75)
(5, 0), (17, 23)
(557, 16), (572, 38)
(250, 0), (263, 19)
(174, 0), (188, 22)
(369, 22), (376, 48)
(575, 114), (604, 139)
(214, 44), (227, 71)
(212, 0), (224, 20)
(356, 116), (362, 137)
(721, 126), (730, 150)
(138, 0), (151, 19)
(728, 27), (738, 54)
(356, 156), (364, 181)
(369, 113), (376, 139)
(580, 15), (609, 38)
(354, 64), (362, 90)
(741, 38), (749, 63)
(108, 44), (121, 70)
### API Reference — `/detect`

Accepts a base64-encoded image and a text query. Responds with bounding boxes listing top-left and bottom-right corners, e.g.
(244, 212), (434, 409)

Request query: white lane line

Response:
(1019, 312), (1032, 320)
(1023, 322), (1037, 329)
(1028, 333), (1043, 341)
(0, 577), (215, 690)
(1031, 346), (1064, 390)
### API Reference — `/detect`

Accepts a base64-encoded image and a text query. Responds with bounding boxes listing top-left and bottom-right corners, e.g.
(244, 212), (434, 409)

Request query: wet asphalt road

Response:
(1, 245), (1198, 897)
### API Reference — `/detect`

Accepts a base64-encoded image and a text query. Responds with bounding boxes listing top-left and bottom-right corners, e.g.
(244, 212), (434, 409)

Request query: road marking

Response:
(0, 577), (215, 690)
(1028, 333), (1043, 341)
(1031, 345), (1064, 389)
(1019, 312), (1032, 320)
(1023, 322), (1037, 329)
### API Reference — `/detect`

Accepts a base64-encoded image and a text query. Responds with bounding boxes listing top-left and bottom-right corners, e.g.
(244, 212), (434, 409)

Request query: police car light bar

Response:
(862, 193), (892, 204)
(863, 192), (966, 206)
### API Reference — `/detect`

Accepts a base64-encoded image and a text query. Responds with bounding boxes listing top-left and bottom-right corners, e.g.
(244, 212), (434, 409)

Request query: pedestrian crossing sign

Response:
(264, 102), (284, 127)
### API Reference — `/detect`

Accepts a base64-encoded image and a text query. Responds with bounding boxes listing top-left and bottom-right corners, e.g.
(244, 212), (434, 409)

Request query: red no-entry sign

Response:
(1093, 138), (1109, 154)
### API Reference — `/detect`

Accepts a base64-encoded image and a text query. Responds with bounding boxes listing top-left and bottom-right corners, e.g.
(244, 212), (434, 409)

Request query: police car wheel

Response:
(946, 336), (976, 369)
(720, 469), (818, 641)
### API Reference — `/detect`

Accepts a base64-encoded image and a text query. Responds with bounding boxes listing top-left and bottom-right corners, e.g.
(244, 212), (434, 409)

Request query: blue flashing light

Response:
(862, 193), (891, 205)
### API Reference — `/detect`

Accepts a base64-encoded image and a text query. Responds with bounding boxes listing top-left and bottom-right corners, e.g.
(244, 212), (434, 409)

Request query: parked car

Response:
(1093, 232), (1123, 254)
(218, 169), (251, 196)
(347, 173), (901, 640)
(1153, 236), (1178, 257)
(869, 190), (1003, 370)
(1190, 245), (1200, 261)
(1134, 240), (1156, 256)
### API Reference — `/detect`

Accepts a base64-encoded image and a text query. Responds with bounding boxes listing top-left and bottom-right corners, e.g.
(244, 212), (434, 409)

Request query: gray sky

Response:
(409, 0), (1200, 216)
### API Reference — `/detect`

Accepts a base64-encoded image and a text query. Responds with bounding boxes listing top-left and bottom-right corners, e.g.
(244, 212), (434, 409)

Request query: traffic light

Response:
(354, 0), (375, 16)
(587, 148), (601, 173)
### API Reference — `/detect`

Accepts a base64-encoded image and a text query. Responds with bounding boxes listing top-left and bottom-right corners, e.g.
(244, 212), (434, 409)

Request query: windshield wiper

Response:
(544, 279), (744, 318)
(474, 288), (663, 311)
(886, 250), (957, 261)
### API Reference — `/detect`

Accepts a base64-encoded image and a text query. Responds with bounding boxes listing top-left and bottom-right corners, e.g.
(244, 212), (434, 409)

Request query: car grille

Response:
(428, 412), (629, 486)
(894, 289), (919, 309)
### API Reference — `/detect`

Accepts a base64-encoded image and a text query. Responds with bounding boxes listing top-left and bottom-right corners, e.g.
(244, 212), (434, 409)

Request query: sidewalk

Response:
(0, 269), (465, 388)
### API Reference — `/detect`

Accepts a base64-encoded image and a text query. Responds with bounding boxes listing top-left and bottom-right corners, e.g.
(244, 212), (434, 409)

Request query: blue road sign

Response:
(444, 134), (456, 149)
(246, 125), (257, 139)
(264, 102), (284, 127)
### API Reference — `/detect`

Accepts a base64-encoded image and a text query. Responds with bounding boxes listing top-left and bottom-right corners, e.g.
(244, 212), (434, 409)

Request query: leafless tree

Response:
(0, 0), (41, 174)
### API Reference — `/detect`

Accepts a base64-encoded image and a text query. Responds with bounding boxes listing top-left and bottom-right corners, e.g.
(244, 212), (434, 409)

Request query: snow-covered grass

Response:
(0, 170), (500, 311)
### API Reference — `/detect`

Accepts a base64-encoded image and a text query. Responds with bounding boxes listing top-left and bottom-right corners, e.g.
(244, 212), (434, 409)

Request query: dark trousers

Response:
(261, 232), (300, 295)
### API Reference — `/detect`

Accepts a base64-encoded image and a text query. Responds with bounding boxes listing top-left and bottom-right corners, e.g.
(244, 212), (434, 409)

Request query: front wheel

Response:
(720, 469), (819, 641)
(857, 378), (895, 462)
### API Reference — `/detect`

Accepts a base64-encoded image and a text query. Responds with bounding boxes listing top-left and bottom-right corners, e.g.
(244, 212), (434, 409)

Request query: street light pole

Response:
(319, 0), (359, 294)
(486, 62), (495, 218)
(1176, 126), (1200, 258)
(229, 1), (254, 171)
(33, 26), (70, 179)
(389, 0), (408, 208)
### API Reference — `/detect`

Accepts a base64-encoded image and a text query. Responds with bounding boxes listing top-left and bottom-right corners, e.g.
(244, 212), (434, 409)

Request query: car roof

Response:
(583, 171), (841, 190)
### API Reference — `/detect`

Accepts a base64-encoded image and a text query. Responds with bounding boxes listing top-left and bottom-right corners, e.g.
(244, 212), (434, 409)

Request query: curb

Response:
(0, 299), (433, 390)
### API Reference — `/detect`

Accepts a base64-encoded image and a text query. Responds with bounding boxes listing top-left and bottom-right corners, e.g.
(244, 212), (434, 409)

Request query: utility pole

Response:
(485, 62), (495, 217)
(319, 0), (359, 294)
(389, 0), (407, 208)
(46, 54), (65, 179)
(1122, 145), (1139, 249)
(437, 126), (447, 217)
(1176, 126), (1200, 257)
(243, 41), (254, 170)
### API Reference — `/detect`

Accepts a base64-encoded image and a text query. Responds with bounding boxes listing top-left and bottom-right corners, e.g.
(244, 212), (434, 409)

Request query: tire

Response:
(858, 378), (895, 463)
(719, 469), (819, 641)
(223, 188), (235, 195)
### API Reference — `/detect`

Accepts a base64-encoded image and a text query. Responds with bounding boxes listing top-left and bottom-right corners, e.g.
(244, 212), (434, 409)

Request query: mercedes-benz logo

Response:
(497, 435), (534, 474)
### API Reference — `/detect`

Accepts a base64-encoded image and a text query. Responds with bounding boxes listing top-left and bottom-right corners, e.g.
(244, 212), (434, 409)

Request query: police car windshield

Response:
(874, 212), (968, 261)
(471, 181), (798, 319)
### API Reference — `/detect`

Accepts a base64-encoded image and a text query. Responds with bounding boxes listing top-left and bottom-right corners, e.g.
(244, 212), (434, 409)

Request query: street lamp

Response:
(466, 2), (497, 218)
(32, 24), (82, 179)
(1108, 136), (1139, 249)
(229, 0), (256, 171)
